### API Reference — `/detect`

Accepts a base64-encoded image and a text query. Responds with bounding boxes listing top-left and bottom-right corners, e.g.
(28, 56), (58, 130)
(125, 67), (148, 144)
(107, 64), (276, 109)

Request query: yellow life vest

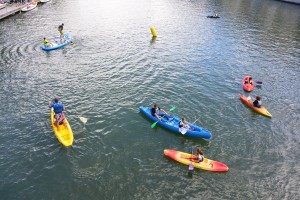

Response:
(43, 39), (49, 45)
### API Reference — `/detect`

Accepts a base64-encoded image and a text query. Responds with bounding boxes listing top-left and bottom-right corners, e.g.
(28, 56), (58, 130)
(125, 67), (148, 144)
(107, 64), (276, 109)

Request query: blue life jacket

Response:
(50, 102), (64, 114)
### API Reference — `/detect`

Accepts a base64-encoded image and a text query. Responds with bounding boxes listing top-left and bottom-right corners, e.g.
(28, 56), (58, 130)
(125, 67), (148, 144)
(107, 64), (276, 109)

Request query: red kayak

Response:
(242, 75), (254, 92)
(164, 149), (229, 172)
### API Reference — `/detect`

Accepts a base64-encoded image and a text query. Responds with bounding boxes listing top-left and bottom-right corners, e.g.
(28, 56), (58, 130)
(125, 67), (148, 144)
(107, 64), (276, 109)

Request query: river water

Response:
(0, 0), (299, 199)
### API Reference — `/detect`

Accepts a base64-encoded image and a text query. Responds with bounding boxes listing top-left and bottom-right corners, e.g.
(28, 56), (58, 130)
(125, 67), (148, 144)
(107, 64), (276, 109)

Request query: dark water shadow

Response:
(150, 36), (157, 45)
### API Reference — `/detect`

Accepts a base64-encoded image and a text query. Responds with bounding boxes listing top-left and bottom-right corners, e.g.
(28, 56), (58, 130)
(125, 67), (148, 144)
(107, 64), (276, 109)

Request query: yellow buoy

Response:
(150, 26), (157, 37)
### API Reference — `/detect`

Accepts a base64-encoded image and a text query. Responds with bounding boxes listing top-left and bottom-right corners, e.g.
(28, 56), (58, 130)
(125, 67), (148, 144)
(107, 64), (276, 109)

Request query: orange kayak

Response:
(164, 149), (229, 172)
(239, 94), (272, 118)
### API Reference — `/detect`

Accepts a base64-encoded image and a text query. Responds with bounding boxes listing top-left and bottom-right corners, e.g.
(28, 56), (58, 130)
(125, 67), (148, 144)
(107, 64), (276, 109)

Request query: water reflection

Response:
(150, 36), (156, 45)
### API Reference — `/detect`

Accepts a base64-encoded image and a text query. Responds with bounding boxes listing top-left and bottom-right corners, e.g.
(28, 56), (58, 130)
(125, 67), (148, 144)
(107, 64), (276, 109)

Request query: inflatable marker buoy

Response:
(150, 26), (157, 37)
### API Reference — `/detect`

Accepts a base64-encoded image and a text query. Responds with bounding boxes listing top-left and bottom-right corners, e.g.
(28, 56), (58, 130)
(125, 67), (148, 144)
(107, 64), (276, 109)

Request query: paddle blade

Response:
(188, 164), (194, 171)
(256, 81), (263, 84)
(180, 128), (187, 135)
(169, 106), (176, 111)
(151, 121), (158, 128)
(79, 117), (88, 124)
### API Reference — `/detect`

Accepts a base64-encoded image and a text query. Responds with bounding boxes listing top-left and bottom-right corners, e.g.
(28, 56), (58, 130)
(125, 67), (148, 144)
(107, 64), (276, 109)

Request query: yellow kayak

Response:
(50, 108), (74, 146)
(239, 94), (272, 118)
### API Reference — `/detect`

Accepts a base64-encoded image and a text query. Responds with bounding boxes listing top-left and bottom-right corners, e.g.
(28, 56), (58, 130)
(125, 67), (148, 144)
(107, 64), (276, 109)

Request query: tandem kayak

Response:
(50, 108), (74, 146)
(164, 149), (229, 172)
(21, 3), (37, 12)
(139, 106), (212, 139)
(239, 94), (272, 118)
(242, 75), (254, 92)
(41, 33), (72, 51)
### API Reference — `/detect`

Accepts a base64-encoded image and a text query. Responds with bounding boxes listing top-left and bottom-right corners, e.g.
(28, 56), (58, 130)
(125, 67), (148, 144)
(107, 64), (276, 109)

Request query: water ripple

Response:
(0, 0), (300, 199)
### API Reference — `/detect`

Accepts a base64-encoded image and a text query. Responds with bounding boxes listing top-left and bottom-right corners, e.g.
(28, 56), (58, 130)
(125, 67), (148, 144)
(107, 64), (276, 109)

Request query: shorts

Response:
(54, 113), (65, 125)
(59, 30), (64, 35)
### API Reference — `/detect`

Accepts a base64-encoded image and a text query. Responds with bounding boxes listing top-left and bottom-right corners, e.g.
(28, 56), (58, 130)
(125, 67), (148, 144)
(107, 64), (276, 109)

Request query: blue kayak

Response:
(139, 106), (212, 139)
(41, 33), (72, 51)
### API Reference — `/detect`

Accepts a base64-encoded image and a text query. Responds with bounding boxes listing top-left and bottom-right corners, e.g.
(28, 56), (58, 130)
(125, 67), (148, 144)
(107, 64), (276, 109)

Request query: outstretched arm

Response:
(155, 113), (162, 120)
(160, 109), (168, 115)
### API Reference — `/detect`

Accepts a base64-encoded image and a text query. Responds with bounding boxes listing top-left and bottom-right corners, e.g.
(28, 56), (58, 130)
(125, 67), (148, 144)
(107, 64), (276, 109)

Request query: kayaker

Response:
(58, 23), (65, 42)
(179, 118), (190, 129)
(214, 13), (218, 17)
(249, 77), (253, 84)
(195, 148), (204, 163)
(151, 104), (169, 120)
(43, 37), (52, 47)
(48, 98), (67, 132)
(253, 96), (262, 108)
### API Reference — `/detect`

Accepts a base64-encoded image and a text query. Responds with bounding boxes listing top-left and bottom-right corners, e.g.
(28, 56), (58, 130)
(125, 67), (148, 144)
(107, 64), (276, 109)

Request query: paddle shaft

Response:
(192, 116), (202, 124)
(237, 78), (263, 84)
(188, 146), (195, 170)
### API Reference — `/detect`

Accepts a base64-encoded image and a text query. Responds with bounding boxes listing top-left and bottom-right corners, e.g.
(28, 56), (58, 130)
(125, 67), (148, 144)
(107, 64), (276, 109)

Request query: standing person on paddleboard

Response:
(58, 23), (65, 42)
(151, 103), (171, 120)
(48, 98), (68, 132)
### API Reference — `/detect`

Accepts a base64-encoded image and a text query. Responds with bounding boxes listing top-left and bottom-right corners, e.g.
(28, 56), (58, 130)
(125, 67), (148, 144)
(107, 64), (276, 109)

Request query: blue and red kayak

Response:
(139, 106), (212, 139)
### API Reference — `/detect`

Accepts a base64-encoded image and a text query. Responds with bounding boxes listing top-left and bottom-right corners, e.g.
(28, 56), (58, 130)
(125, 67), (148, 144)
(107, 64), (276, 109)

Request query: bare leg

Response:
(56, 123), (60, 132)
(63, 119), (68, 130)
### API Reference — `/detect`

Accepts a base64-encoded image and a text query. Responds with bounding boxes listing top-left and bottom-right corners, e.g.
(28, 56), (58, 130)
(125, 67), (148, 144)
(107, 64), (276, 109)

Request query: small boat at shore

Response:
(21, 3), (37, 12)
(0, 3), (7, 10)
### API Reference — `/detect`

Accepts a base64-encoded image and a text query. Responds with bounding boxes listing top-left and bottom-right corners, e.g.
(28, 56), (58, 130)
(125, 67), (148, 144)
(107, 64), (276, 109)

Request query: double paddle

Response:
(188, 146), (195, 171)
